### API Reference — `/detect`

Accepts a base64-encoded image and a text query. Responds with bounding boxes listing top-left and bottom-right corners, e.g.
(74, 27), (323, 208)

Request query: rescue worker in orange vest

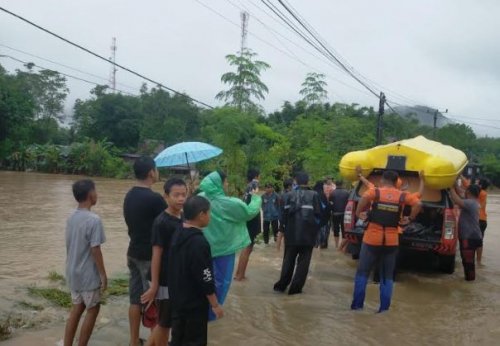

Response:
(351, 170), (421, 312)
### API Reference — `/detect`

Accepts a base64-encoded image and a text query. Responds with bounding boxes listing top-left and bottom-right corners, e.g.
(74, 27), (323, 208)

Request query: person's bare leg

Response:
(340, 239), (348, 253)
(153, 326), (169, 346)
(234, 245), (253, 281)
(64, 303), (85, 346)
(129, 304), (142, 346)
(334, 236), (340, 248)
(77, 304), (100, 346)
(477, 247), (483, 265)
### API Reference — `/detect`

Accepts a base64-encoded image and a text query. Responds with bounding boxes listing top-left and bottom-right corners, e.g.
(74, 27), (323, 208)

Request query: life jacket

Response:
(368, 188), (406, 228)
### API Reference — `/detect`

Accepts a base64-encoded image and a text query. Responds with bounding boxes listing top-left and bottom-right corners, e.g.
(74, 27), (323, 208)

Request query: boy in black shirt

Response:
(168, 196), (224, 346)
(141, 178), (187, 345)
(123, 156), (166, 346)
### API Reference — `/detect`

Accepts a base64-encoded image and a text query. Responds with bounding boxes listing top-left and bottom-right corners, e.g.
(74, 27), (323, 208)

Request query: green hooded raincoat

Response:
(199, 171), (262, 258)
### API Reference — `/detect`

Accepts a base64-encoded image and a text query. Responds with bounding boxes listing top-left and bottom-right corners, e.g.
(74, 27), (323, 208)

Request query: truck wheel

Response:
(439, 255), (456, 274)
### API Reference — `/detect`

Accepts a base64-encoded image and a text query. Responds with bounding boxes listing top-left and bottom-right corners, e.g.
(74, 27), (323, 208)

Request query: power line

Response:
(273, 0), (380, 98)
(0, 54), (137, 96)
(0, 6), (213, 109)
(196, 0), (367, 101)
(448, 117), (500, 131)
(447, 114), (500, 123)
(0, 43), (139, 91)
(271, 0), (430, 116)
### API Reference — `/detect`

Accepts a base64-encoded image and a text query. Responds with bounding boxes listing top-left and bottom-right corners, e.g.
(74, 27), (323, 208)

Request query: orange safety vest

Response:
(364, 188), (406, 246)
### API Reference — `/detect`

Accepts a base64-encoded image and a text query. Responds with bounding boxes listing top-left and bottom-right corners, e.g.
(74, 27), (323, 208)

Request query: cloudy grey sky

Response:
(1, 0), (499, 136)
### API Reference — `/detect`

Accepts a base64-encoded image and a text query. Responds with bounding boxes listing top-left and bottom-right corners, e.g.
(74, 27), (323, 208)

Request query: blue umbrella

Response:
(154, 141), (223, 168)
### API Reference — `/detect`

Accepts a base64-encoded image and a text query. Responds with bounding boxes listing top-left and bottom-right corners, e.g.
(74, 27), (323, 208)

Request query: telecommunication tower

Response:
(240, 11), (249, 54)
(109, 37), (117, 92)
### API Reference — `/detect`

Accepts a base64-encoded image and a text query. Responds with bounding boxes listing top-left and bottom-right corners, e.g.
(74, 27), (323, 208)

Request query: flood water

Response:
(1, 171), (500, 345)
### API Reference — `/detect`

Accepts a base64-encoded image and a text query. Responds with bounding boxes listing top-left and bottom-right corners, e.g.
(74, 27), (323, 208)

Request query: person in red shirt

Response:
(351, 170), (421, 313)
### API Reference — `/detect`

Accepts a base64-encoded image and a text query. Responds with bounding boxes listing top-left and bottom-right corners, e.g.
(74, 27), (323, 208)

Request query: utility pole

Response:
(109, 37), (117, 92)
(240, 11), (249, 54)
(428, 108), (448, 139)
(376, 92), (386, 145)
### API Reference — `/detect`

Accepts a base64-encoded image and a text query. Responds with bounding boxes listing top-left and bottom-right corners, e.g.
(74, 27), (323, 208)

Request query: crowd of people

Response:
(62, 156), (489, 346)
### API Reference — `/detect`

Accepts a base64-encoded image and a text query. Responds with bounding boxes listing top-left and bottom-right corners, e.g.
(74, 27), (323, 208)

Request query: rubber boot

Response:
(351, 274), (368, 310)
(378, 279), (394, 313)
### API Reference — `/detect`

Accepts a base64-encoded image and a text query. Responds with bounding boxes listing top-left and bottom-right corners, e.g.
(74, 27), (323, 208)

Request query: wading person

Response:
(330, 180), (350, 250)
(140, 178), (187, 346)
(461, 175), (489, 265)
(351, 170), (421, 312)
(262, 183), (280, 245)
(124, 156), (167, 346)
(277, 178), (294, 251)
(198, 171), (261, 319)
(274, 172), (320, 295)
(64, 179), (107, 346)
(314, 180), (331, 249)
(448, 182), (483, 281)
(235, 168), (262, 281)
(476, 178), (489, 265)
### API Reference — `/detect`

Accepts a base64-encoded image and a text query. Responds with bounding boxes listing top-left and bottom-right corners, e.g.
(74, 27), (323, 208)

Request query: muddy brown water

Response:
(1, 171), (500, 345)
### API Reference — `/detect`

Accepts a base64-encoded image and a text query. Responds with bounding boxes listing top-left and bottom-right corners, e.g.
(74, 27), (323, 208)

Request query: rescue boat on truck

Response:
(339, 136), (468, 273)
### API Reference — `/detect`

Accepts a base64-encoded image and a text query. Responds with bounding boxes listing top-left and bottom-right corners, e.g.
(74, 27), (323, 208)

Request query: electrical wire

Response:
(0, 54), (137, 96)
(273, 0), (380, 98)
(0, 43), (139, 91)
(196, 0), (371, 100)
(0, 6), (213, 108)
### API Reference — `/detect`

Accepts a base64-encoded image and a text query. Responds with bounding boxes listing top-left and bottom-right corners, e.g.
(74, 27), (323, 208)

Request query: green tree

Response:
(140, 87), (201, 145)
(436, 123), (476, 154)
(16, 63), (68, 121)
(299, 72), (328, 106)
(216, 49), (270, 113)
(73, 86), (142, 148)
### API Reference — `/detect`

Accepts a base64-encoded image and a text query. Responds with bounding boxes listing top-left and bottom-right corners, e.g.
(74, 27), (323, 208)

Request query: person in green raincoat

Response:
(198, 171), (262, 320)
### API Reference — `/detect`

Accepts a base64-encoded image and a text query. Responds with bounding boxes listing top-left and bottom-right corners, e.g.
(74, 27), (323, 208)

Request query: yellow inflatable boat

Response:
(339, 136), (468, 189)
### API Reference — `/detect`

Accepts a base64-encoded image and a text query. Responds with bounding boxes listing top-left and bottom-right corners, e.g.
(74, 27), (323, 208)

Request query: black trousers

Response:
(332, 213), (345, 238)
(263, 220), (279, 244)
(170, 313), (208, 346)
(274, 245), (313, 294)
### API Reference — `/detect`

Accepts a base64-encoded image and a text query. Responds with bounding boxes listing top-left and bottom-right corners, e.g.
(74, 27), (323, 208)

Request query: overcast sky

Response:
(1, 0), (499, 137)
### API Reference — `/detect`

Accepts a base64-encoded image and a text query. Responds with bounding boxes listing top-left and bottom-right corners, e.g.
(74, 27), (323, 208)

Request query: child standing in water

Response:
(168, 196), (223, 345)
(64, 179), (107, 346)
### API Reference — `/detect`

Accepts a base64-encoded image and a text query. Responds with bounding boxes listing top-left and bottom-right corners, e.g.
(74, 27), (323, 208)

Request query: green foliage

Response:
(47, 271), (65, 283)
(107, 277), (129, 296)
(2, 60), (499, 188)
(27, 287), (72, 308)
(4, 140), (130, 178)
(436, 123), (476, 153)
(216, 49), (270, 113)
(300, 72), (328, 106)
(73, 88), (142, 149)
(0, 64), (69, 163)
(140, 87), (202, 145)
(16, 63), (68, 121)
(480, 153), (500, 186)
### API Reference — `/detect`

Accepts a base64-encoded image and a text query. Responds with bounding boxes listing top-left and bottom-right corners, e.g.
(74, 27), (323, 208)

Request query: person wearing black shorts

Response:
(123, 157), (166, 346)
(140, 178), (187, 345)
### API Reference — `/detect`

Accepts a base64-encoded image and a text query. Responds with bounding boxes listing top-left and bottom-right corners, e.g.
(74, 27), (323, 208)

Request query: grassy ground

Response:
(0, 272), (130, 341)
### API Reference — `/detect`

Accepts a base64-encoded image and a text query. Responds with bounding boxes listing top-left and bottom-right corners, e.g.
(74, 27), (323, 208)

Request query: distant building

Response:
(464, 162), (483, 181)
